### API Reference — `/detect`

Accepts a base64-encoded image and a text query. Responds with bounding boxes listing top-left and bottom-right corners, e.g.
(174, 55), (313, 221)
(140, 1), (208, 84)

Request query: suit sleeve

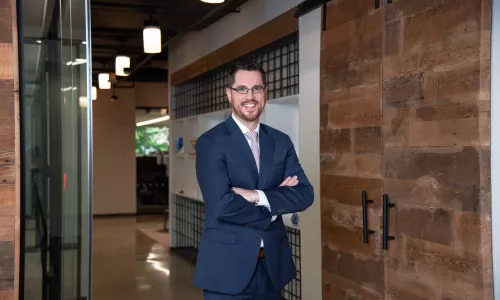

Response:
(195, 134), (272, 230)
(261, 136), (314, 216)
(255, 190), (277, 222)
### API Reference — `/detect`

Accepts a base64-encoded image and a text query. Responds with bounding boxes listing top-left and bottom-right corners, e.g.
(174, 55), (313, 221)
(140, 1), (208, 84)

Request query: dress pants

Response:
(202, 257), (281, 300)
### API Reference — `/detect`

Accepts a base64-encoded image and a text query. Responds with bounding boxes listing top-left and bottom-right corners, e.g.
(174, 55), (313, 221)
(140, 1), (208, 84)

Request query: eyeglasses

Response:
(229, 85), (266, 94)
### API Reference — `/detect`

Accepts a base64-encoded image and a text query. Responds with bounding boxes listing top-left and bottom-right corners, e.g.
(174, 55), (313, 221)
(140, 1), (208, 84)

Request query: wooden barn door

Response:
(320, 0), (493, 299)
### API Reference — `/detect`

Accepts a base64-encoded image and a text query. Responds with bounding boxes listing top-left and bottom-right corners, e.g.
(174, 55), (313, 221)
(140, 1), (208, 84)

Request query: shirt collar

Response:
(231, 113), (260, 134)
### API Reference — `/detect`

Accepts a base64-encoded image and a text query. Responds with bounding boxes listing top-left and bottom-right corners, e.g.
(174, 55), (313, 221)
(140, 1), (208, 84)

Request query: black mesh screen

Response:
(171, 33), (299, 119)
(171, 195), (205, 264)
(281, 227), (301, 300)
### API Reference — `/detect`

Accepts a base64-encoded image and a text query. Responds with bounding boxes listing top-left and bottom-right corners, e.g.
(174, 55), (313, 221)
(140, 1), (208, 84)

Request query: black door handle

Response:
(382, 194), (395, 250)
(362, 190), (375, 243)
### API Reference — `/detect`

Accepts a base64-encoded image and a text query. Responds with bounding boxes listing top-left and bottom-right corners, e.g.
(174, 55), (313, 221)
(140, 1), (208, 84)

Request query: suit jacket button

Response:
(256, 234), (261, 239)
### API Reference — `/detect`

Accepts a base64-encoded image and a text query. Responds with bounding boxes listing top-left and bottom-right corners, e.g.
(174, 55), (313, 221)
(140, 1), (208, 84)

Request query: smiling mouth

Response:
(242, 101), (258, 109)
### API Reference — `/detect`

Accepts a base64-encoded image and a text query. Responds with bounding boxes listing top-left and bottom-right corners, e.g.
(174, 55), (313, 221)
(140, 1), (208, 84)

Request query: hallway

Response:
(92, 216), (203, 300)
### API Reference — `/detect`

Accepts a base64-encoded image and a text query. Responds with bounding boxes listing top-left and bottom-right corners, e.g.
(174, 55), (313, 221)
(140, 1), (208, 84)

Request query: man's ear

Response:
(225, 87), (232, 103)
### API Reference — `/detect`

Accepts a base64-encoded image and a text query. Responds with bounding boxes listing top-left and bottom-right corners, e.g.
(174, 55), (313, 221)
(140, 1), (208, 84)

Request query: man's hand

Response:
(280, 176), (298, 187)
(232, 187), (259, 203)
(231, 176), (298, 203)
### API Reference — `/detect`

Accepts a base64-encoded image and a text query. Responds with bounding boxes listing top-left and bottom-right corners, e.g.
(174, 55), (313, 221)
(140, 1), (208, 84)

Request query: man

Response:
(194, 61), (314, 300)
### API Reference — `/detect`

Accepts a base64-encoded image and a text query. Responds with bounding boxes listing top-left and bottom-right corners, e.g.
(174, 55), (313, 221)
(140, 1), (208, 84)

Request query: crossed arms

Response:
(195, 134), (314, 230)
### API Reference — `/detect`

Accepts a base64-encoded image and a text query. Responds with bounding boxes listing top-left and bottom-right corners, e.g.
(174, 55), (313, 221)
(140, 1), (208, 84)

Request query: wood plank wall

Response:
(170, 9), (298, 86)
(381, 0), (492, 298)
(320, 1), (385, 298)
(0, 0), (19, 299)
(320, 0), (492, 299)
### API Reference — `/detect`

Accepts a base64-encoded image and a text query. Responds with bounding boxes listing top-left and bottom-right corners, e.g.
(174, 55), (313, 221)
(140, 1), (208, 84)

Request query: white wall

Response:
(92, 82), (170, 215)
(168, 0), (307, 242)
(298, 7), (322, 300)
(168, 2), (324, 300)
(93, 88), (137, 215)
(169, 0), (304, 73)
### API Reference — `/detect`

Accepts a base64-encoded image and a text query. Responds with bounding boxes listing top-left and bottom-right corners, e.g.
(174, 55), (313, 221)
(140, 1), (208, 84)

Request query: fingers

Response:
(279, 177), (291, 187)
(280, 176), (299, 187)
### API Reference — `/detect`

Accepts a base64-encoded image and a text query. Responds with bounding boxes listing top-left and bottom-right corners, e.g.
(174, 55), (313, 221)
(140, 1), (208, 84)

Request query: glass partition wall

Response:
(20, 0), (92, 299)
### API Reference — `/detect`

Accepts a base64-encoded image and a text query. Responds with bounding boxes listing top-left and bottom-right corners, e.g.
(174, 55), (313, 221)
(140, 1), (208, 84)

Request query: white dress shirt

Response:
(231, 114), (276, 247)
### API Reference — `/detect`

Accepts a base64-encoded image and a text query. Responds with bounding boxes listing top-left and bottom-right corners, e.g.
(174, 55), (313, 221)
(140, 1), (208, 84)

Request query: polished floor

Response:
(92, 216), (203, 300)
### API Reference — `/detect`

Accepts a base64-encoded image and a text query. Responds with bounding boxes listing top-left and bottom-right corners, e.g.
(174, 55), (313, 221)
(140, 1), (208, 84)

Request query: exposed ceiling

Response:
(91, 0), (248, 84)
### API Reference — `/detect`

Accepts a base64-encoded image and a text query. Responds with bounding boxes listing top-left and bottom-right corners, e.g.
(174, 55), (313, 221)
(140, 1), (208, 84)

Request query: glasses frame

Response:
(228, 85), (267, 95)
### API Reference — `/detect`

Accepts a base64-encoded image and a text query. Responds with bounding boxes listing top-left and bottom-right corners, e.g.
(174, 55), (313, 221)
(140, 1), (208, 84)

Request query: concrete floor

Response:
(92, 216), (203, 300)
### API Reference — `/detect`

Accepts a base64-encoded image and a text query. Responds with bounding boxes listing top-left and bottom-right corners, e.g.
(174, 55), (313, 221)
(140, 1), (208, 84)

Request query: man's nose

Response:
(245, 89), (255, 99)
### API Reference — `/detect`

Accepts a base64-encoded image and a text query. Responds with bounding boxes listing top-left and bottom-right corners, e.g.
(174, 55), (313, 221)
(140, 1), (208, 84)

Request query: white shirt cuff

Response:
(256, 190), (277, 222)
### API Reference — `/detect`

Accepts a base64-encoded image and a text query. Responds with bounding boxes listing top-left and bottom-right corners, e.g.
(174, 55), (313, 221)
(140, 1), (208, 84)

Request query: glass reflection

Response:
(20, 0), (92, 299)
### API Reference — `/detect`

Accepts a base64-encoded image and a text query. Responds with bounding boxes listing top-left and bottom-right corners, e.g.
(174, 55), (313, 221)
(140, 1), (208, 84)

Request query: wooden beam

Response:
(0, 0), (20, 299)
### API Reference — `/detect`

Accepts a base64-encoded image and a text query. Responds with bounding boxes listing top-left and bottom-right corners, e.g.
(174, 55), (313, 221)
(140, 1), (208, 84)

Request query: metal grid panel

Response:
(281, 227), (301, 300)
(171, 71), (230, 119)
(171, 33), (299, 119)
(172, 195), (205, 264)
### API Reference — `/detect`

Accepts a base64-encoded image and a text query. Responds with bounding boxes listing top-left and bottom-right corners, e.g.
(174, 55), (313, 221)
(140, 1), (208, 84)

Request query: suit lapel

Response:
(223, 117), (275, 189)
(224, 117), (259, 186)
(258, 125), (275, 189)
(230, 132), (259, 183)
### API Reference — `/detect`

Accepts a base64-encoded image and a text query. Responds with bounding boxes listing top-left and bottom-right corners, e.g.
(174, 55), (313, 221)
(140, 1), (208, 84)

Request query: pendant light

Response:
(201, 0), (224, 3)
(115, 55), (130, 76)
(143, 19), (161, 53)
(98, 73), (111, 89)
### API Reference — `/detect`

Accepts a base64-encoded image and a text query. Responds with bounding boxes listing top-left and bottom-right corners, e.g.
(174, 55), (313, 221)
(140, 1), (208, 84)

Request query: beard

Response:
(232, 100), (264, 122)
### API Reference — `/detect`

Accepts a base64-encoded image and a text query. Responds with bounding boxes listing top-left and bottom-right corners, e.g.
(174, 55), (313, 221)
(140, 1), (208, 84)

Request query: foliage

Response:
(135, 126), (169, 155)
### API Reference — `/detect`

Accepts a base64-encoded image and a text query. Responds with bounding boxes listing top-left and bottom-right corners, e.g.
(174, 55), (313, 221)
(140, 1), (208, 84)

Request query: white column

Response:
(298, 6), (323, 300)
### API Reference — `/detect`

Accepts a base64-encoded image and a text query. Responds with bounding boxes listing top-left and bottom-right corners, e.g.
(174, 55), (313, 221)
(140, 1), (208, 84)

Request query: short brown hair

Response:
(227, 60), (266, 87)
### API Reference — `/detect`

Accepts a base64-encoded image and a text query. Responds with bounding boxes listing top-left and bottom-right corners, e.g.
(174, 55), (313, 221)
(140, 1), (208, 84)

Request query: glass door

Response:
(20, 0), (92, 299)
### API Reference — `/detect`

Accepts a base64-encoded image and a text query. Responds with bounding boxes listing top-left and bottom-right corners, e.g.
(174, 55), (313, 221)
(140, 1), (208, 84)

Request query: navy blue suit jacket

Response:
(193, 116), (314, 295)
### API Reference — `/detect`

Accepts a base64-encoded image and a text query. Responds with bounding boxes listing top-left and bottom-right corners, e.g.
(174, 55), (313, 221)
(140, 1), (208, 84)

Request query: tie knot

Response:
(245, 131), (258, 142)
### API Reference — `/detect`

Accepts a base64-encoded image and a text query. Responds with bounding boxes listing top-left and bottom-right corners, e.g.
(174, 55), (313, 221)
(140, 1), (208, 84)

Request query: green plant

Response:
(135, 126), (169, 155)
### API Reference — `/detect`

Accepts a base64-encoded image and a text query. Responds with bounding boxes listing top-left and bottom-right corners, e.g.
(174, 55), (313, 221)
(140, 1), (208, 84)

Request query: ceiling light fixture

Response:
(200, 0), (225, 3)
(143, 19), (161, 54)
(115, 55), (130, 76)
(136, 115), (170, 127)
(98, 73), (111, 89)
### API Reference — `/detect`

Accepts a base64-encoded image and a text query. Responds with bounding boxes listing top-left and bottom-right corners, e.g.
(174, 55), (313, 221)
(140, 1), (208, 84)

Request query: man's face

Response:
(226, 70), (266, 123)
